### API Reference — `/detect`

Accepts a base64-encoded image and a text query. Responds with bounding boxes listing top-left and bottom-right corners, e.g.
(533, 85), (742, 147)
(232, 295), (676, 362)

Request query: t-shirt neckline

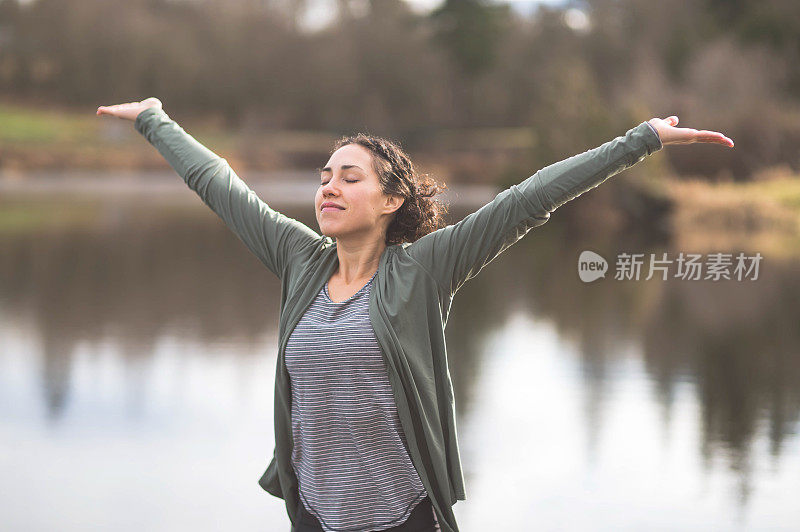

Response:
(323, 270), (378, 304)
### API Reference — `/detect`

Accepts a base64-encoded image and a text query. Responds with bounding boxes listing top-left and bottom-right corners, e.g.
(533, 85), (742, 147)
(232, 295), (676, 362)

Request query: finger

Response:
(97, 105), (125, 117)
(99, 102), (132, 112)
(696, 130), (728, 141)
(696, 130), (735, 147)
(668, 115), (679, 126)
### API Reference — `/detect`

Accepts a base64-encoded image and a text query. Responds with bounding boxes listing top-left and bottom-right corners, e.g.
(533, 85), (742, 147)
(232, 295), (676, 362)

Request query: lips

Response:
(321, 202), (345, 211)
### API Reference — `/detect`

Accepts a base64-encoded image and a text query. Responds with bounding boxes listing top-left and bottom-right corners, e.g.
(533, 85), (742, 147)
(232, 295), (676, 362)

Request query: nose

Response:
(321, 180), (340, 197)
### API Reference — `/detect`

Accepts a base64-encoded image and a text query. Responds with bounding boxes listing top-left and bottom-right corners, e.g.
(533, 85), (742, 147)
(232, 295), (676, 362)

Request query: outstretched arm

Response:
(97, 98), (322, 280)
(406, 116), (733, 297)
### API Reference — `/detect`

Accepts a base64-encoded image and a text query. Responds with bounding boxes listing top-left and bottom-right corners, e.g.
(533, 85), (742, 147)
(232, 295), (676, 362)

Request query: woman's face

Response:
(315, 143), (402, 243)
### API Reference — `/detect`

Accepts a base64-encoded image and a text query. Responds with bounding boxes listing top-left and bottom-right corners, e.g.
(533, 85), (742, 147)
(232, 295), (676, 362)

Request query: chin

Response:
(319, 226), (339, 239)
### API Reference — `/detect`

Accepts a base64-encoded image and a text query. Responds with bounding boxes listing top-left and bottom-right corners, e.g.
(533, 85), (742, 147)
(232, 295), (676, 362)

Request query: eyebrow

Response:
(317, 164), (365, 174)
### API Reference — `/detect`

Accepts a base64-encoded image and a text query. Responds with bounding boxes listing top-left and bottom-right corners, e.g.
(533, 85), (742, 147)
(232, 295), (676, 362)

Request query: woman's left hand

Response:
(648, 116), (734, 148)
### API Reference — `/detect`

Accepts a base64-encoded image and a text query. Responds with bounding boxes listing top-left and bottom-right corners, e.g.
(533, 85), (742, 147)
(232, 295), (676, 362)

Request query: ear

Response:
(384, 194), (405, 216)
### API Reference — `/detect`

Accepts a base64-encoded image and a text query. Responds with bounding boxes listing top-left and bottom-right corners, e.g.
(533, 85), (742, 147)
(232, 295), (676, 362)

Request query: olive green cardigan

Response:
(134, 107), (662, 532)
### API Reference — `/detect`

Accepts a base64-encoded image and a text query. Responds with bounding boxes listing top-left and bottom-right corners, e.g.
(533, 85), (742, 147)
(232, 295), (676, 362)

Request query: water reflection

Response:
(0, 196), (798, 530)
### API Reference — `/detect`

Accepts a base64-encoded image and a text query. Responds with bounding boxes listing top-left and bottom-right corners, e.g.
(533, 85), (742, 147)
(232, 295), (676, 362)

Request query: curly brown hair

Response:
(331, 133), (449, 246)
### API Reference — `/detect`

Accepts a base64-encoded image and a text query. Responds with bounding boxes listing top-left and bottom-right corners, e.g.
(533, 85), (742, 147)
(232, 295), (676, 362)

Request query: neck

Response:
(333, 235), (387, 284)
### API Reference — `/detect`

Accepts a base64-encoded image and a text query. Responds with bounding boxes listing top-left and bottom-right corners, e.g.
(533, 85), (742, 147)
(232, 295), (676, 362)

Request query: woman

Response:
(96, 97), (733, 532)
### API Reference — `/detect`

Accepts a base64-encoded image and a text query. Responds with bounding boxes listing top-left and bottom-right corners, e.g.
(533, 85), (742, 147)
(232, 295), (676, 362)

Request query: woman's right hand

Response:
(96, 97), (162, 121)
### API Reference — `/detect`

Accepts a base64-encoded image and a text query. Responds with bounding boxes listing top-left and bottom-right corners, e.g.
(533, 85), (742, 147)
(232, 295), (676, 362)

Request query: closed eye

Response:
(320, 179), (358, 185)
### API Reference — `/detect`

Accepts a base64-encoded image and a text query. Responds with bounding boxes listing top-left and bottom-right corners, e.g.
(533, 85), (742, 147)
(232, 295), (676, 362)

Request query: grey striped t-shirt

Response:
(285, 269), (429, 532)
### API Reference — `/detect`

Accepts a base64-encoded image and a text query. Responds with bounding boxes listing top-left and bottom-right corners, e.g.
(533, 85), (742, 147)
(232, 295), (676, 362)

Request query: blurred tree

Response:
(335, 0), (354, 21)
(286, 0), (308, 31)
(705, 0), (800, 96)
(0, 0), (22, 91)
(428, 0), (511, 127)
(429, 0), (507, 78)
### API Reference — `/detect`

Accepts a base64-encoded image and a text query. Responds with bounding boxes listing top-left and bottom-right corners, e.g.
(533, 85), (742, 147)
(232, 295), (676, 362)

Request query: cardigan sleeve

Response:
(134, 107), (321, 280)
(405, 121), (664, 296)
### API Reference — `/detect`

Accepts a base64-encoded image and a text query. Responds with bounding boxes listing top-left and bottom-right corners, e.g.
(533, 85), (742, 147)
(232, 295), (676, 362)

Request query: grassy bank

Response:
(655, 168), (800, 259)
(0, 101), (530, 182)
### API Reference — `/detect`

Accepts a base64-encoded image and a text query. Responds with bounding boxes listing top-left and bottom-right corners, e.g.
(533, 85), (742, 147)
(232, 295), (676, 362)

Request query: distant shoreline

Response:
(0, 170), (499, 208)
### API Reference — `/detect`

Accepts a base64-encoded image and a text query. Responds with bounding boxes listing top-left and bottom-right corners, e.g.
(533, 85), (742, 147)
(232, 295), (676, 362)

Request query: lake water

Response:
(1, 179), (799, 531)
